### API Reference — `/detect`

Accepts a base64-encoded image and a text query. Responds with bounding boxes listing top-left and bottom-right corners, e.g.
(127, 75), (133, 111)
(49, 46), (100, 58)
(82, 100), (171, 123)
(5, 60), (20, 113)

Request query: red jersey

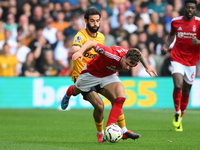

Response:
(81, 43), (129, 77)
(170, 16), (200, 66)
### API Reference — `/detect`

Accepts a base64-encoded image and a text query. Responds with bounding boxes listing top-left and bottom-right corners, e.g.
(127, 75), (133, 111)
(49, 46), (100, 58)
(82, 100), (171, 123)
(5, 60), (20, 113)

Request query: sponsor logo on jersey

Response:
(177, 32), (196, 38)
(116, 48), (128, 53)
(106, 66), (118, 72)
(177, 32), (184, 38)
(111, 65), (116, 68)
(83, 53), (97, 58)
(177, 27), (182, 31)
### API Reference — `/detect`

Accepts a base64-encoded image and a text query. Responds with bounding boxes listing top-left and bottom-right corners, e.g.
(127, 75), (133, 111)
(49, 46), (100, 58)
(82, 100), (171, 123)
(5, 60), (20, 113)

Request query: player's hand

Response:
(191, 35), (199, 45)
(161, 45), (169, 54)
(72, 52), (83, 61)
(145, 66), (158, 77)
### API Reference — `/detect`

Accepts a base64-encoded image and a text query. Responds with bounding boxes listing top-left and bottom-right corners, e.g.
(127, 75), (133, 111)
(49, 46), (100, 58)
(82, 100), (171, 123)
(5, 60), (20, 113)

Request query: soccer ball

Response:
(104, 124), (123, 143)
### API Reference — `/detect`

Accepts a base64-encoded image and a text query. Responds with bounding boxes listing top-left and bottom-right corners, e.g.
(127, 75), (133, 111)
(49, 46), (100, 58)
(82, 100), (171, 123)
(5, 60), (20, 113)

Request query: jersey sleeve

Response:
(94, 43), (112, 54)
(72, 32), (86, 47)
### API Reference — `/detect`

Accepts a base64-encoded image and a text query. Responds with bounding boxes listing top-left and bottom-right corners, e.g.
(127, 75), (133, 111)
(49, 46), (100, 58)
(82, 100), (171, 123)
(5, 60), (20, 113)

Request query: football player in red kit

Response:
(162, 0), (200, 131)
(65, 40), (157, 132)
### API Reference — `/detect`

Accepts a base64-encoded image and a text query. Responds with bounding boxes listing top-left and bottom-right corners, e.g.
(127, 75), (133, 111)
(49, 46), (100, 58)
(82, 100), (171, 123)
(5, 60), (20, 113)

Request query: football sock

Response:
(97, 131), (104, 135)
(117, 113), (125, 128)
(173, 88), (182, 112)
(176, 110), (181, 114)
(106, 97), (126, 127)
(181, 93), (190, 117)
(121, 126), (128, 134)
(95, 120), (104, 133)
(66, 85), (76, 97)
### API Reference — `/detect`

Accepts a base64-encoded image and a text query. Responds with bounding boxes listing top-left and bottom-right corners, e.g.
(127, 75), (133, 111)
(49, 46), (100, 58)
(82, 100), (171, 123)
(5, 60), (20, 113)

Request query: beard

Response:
(87, 23), (100, 33)
(185, 11), (195, 19)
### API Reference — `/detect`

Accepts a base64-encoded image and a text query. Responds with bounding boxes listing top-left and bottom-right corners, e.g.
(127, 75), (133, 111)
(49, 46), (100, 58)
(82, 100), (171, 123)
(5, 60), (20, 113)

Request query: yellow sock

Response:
(117, 114), (125, 128)
(95, 119), (104, 132)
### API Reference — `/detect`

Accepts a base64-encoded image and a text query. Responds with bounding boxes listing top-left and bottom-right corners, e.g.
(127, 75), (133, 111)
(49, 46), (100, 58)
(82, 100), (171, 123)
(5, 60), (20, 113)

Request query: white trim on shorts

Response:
(75, 72), (121, 92)
(171, 61), (196, 85)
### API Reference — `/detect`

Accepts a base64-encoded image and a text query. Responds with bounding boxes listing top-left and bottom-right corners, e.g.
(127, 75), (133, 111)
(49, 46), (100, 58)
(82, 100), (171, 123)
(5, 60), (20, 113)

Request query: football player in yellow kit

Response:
(61, 7), (140, 142)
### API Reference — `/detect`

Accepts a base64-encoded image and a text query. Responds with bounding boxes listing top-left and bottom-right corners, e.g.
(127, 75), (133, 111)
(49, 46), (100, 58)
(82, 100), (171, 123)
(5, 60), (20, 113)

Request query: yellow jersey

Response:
(71, 29), (105, 81)
(0, 55), (18, 77)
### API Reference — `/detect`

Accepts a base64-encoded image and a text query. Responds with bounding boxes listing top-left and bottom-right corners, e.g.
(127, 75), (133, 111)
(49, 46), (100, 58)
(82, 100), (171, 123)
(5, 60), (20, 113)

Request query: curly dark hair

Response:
(84, 7), (101, 20)
(184, 0), (197, 5)
(125, 48), (141, 64)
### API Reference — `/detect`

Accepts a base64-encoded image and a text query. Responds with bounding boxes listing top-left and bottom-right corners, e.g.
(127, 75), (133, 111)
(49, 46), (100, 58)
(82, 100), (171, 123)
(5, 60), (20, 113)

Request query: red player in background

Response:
(162, 0), (200, 131)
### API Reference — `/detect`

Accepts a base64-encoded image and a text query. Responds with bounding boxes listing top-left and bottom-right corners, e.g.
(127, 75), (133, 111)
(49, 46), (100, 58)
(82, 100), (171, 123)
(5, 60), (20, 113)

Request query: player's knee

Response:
(174, 85), (182, 90)
(174, 80), (183, 89)
(96, 102), (104, 113)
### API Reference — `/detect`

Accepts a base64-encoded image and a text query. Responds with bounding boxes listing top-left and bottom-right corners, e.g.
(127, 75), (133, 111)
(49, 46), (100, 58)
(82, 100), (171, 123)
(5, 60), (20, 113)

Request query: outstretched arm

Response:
(72, 40), (97, 61)
(162, 32), (175, 54)
(135, 48), (158, 77)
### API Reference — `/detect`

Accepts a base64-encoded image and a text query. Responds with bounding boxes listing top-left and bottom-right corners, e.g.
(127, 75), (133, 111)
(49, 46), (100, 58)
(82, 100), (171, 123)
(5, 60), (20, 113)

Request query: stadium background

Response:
(0, 0), (200, 110)
(1, 77), (200, 109)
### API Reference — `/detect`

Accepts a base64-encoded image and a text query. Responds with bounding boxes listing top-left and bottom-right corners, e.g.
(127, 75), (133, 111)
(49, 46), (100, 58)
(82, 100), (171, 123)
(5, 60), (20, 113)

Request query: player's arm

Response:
(134, 48), (158, 77)
(70, 45), (81, 59)
(72, 40), (97, 61)
(162, 31), (175, 54)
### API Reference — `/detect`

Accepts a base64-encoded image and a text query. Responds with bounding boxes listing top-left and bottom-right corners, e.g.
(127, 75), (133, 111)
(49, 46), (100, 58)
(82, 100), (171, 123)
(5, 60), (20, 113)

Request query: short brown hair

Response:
(125, 48), (141, 64)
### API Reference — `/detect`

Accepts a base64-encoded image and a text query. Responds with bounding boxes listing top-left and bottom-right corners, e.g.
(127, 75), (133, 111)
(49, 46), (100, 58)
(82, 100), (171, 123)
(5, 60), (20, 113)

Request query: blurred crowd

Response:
(0, 0), (200, 77)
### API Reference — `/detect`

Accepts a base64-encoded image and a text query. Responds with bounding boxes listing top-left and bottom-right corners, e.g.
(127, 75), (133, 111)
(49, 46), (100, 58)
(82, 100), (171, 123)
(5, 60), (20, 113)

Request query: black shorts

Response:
(74, 77), (102, 100)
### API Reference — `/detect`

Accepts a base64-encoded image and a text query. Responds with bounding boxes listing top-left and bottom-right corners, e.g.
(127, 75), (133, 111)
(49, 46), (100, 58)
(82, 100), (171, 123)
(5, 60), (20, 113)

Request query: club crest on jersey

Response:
(193, 25), (196, 32)
(177, 32), (184, 38)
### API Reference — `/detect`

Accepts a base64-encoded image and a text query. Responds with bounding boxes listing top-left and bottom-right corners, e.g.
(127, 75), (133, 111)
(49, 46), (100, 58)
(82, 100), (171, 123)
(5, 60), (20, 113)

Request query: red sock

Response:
(66, 85), (76, 96)
(173, 88), (182, 112)
(181, 93), (190, 117)
(106, 97), (126, 127)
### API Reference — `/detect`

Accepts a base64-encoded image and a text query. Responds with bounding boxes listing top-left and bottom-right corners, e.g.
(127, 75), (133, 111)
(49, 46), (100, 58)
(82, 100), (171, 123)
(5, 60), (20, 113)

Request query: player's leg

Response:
(103, 82), (126, 127)
(61, 72), (98, 110)
(99, 88), (139, 140)
(61, 85), (81, 110)
(83, 90), (106, 143)
(176, 68), (194, 131)
(172, 73), (183, 127)
(180, 66), (195, 119)
(181, 80), (192, 118)
(99, 89), (126, 128)
(171, 61), (185, 128)
(103, 82), (141, 140)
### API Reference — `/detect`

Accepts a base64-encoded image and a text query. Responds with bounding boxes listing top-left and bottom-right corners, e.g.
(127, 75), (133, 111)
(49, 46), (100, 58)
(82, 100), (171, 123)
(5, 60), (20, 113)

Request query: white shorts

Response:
(171, 61), (196, 85)
(75, 72), (121, 92)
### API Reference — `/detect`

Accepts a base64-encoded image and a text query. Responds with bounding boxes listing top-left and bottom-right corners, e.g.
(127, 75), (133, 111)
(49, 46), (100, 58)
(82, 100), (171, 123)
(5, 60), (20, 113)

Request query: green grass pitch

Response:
(0, 109), (200, 150)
